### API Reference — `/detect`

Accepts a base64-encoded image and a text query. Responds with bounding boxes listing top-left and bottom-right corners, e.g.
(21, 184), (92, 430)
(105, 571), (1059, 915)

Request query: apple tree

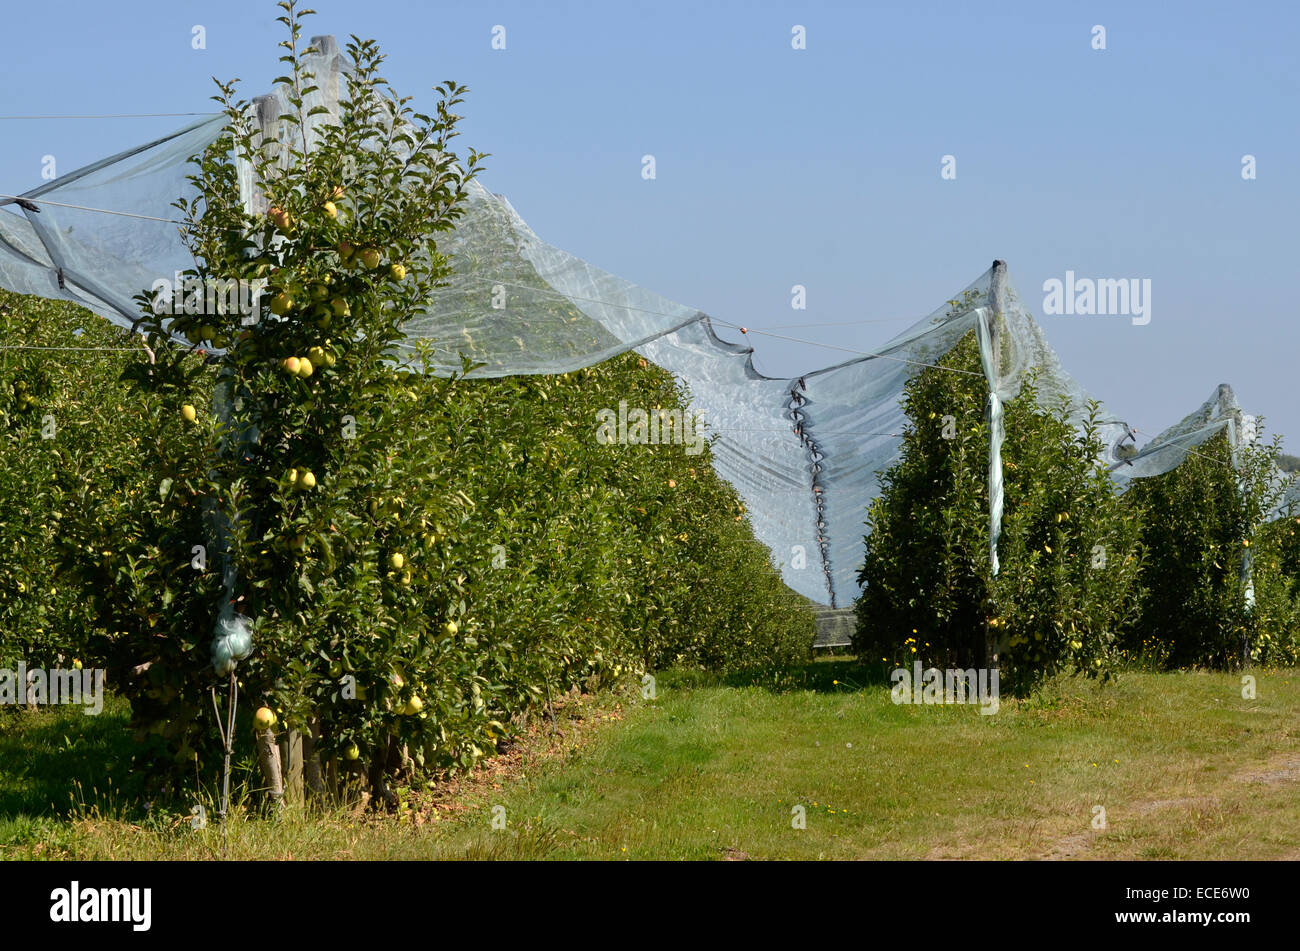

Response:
(855, 325), (1143, 694)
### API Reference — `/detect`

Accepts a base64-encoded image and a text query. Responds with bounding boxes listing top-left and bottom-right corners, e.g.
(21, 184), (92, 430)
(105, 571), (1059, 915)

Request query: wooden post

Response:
(280, 729), (304, 804)
(255, 729), (284, 807)
(303, 717), (327, 801)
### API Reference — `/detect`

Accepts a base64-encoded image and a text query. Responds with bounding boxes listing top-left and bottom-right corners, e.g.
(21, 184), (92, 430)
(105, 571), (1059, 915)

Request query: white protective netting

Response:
(2, 37), (1294, 608)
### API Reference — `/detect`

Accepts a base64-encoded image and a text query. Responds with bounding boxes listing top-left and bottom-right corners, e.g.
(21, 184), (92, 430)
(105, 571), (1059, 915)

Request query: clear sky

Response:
(2, 0), (1297, 447)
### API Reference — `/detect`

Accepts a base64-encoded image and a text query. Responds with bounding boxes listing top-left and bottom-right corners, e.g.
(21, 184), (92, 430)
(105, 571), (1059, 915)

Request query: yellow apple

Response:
(299, 470), (317, 490)
(253, 706), (277, 731)
(297, 357), (314, 378)
(388, 263), (406, 281)
(442, 619), (458, 638)
(282, 356), (301, 375)
(307, 345), (327, 366)
(343, 742), (359, 760)
(322, 200), (338, 219)
(181, 404), (197, 423)
(389, 552), (405, 570)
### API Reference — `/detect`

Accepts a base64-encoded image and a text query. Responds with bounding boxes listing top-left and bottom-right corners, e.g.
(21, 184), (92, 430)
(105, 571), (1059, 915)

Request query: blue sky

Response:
(2, 0), (1297, 446)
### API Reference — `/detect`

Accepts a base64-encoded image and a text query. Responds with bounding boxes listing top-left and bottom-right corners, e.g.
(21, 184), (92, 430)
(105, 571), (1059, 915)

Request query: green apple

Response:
(253, 706), (277, 731)
(307, 345), (327, 366)
(287, 467), (300, 486)
(330, 298), (350, 317)
(329, 661), (343, 678)
(388, 263), (406, 281)
(360, 248), (381, 270)
(299, 470), (317, 490)
(310, 283), (330, 301)
(442, 619), (458, 638)
(389, 552), (405, 570)
(404, 695), (423, 715)
(343, 742), (359, 761)
(270, 292), (293, 316)
(181, 404), (197, 423)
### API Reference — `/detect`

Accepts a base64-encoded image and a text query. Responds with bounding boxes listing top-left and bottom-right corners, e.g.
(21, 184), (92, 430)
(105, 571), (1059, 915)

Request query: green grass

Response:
(3, 661), (1300, 859)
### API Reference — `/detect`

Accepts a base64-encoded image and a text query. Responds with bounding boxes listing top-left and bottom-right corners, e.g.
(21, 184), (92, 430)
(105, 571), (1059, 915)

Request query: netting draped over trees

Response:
(0, 35), (1293, 609)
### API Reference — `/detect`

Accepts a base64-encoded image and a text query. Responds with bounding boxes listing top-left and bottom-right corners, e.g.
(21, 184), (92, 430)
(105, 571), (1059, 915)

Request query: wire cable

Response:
(0, 113), (215, 120)
(0, 194), (187, 224)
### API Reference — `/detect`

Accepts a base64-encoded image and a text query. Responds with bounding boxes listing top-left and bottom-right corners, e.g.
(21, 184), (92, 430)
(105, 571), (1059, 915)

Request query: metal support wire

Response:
(210, 672), (239, 828)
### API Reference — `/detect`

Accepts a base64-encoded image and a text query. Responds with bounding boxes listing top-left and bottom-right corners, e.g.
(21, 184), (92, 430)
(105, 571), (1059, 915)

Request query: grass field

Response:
(3, 658), (1299, 860)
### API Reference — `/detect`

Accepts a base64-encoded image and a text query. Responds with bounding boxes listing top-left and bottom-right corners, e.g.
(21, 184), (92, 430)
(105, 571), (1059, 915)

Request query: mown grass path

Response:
(433, 662), (1300, 860)
(3, 660), (1298, 859)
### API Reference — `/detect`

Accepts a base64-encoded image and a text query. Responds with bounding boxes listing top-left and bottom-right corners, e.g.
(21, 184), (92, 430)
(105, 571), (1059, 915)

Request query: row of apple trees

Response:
(855, 325), (1300, 694)
(0, 12), (812, 805)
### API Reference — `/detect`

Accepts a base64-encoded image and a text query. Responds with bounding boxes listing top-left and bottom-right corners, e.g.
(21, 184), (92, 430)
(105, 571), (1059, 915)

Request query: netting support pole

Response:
(243, 39), (343, 805)
(983, 260), (1008, 665)
(1226, 403), (1257, 665)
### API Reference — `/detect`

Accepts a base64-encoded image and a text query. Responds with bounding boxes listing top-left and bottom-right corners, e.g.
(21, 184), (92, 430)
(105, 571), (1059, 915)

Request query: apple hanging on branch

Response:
(253, 706), (277, 731)
(267, 206), (292, 233)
